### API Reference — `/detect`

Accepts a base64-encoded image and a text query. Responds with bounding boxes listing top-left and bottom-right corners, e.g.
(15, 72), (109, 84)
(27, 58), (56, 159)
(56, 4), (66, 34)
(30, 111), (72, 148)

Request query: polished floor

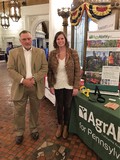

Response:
(0, 61), (101, 160)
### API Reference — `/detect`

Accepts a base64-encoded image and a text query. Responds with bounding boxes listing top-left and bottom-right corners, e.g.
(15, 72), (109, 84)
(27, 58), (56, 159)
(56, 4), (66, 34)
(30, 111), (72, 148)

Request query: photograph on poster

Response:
(86, 51), (120, 72)
(87, 39), (120, 48)
(85, 71), (101, 84)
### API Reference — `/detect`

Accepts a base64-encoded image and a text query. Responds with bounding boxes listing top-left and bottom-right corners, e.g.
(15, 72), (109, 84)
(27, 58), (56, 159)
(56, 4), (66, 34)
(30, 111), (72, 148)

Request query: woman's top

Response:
(54, 58), (73, 89)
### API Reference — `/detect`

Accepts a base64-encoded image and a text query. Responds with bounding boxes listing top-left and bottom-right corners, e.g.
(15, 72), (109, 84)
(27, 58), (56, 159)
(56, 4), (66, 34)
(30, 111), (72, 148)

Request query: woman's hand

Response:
(50, 87), (55, 95)
(72, 88), (79, 96)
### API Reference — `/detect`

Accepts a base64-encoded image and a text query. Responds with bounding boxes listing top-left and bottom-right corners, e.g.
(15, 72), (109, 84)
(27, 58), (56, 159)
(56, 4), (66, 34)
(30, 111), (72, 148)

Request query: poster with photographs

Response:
(85, 31), (120, 86)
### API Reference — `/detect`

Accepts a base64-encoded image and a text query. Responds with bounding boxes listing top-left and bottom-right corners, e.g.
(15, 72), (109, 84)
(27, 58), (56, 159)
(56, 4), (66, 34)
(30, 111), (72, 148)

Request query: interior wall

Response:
(0, 4), (49, 51)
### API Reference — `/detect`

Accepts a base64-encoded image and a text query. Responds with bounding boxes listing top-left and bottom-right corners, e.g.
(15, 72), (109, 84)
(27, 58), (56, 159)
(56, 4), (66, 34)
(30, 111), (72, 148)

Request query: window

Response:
(74, 13), (98, 68)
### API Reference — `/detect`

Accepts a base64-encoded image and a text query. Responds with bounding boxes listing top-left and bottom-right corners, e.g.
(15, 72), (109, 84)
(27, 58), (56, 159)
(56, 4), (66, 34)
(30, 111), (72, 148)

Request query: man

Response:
(7, 30), (48, 145)
(5, 42), (13, 62)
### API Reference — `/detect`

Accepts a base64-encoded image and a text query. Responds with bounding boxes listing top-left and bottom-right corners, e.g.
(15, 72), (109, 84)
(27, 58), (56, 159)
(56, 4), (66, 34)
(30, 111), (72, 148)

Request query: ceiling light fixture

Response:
(1, 1), (10, 29)
(9, 0), (21, 22)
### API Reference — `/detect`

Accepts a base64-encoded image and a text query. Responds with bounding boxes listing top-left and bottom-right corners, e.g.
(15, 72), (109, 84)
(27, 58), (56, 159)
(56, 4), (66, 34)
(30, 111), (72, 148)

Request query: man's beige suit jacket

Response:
(7, 46), (48, 101)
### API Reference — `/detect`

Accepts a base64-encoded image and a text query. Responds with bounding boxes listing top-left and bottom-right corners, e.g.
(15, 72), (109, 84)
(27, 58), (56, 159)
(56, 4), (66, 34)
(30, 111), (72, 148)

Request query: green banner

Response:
(69, 93), (120, 160)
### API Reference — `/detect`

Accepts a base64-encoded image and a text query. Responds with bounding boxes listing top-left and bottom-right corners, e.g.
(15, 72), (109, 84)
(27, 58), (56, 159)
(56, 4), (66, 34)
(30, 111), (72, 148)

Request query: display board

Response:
(85, 30), (120, 95)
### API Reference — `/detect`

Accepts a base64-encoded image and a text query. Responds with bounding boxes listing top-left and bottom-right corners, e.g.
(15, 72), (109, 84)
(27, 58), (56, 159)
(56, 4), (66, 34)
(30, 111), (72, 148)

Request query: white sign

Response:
(98, 14), (116, 31)
(45, 76), (56, 105)
(101, 66), (120, 86)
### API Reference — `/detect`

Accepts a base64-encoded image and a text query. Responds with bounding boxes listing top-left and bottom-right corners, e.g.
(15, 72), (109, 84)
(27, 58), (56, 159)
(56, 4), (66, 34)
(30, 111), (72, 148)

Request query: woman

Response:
(108, 51), (114, 66)
(47, 31), (80, 139)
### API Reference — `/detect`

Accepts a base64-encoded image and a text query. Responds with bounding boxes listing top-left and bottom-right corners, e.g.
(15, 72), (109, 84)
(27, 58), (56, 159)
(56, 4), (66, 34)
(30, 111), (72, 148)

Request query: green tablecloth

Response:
(69, 92), (120, 160)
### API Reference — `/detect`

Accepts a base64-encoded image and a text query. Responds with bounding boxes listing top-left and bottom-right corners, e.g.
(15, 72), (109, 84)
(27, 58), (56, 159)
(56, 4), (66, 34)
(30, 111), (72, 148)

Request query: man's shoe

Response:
(16, 135), (24, 145)
(31, 132), (39, 141)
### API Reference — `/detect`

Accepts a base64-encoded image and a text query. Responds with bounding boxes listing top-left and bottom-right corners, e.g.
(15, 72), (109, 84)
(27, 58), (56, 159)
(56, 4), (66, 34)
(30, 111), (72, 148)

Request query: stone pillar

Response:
(71, 25), (74, 49)
(49, 0), (72, 51)
(57, 8), (70, 36)
(111, 0), (120, 29)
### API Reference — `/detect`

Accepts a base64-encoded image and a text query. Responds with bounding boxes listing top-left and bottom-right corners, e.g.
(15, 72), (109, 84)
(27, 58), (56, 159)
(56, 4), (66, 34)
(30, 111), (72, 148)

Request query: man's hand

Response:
(22, 77), (35, 87)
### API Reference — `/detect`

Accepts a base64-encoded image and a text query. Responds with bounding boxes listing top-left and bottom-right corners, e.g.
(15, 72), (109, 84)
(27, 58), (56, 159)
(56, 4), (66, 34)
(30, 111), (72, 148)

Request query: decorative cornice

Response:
(111, 1), (120, 9)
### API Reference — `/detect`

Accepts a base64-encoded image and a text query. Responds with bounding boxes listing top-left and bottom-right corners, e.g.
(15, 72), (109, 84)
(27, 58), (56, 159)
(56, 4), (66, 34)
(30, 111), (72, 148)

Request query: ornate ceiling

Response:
(0, 0), (49, 4)
(1, 0), (120, 13)
(0, 0), (49, 12)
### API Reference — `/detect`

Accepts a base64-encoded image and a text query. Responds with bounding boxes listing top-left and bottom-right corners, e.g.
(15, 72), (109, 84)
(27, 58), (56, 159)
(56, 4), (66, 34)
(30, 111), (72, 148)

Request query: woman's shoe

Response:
(56, 125), (62, 138)
(62, 125), (68, 139)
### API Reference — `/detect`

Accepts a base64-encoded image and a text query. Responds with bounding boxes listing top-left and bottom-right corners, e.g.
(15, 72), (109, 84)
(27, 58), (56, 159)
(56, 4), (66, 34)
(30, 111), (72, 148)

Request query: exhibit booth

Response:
(69, 12), (120, 160)
(45, 1), (120, 160)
